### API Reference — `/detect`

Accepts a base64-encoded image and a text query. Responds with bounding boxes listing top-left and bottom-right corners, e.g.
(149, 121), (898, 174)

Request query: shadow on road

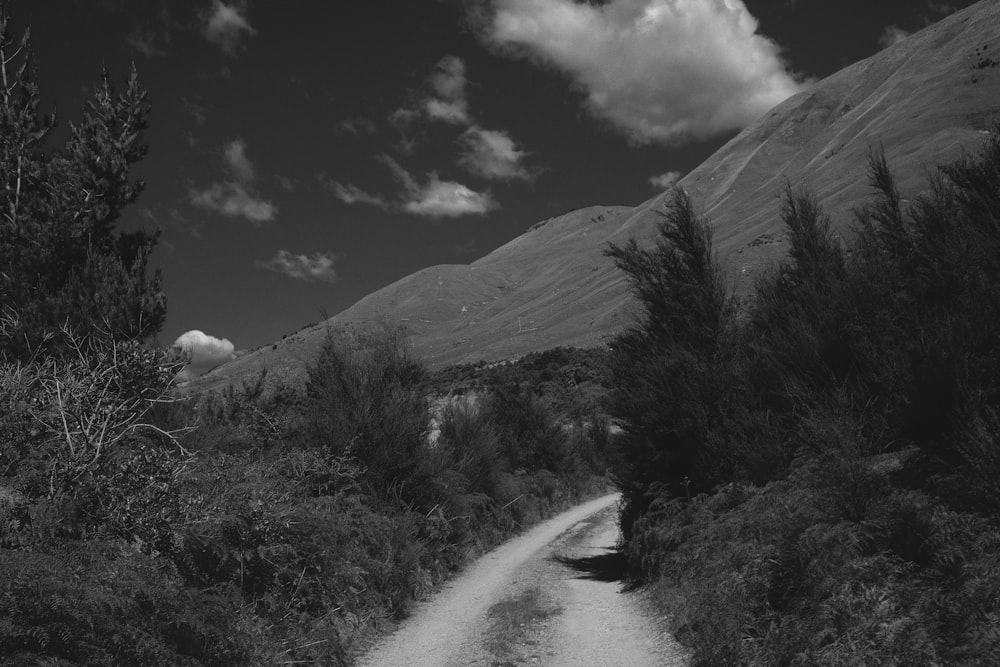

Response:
(551, 550), (635, 586)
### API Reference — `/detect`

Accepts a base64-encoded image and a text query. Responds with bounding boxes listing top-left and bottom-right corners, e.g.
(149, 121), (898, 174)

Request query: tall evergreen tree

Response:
(0, 1), (164, 361)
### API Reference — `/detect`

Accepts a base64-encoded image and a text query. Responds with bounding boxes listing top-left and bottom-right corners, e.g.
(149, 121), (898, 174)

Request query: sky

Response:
(10, 0), (976, 369)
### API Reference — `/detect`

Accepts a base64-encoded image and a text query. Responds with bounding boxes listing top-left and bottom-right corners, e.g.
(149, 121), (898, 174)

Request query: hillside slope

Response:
(193, 0), (1000, 392)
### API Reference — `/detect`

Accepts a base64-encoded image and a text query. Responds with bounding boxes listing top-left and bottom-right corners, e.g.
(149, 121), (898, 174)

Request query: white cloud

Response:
(223, 138), (255, 181)
(379, 154), (420, 192)
(425, 98), (470, 125)
(430, 55), (467, 100)
(393, 56), (471, 126)
(486, 0), (805, 144)
(256, 250), (338, 283)
(192, 138), (276, 223)
(404, 175), (497, 217)
(173, 329), (235, 380)
(328, 181), (391, 209)
(878, 25), (910, 49)
(334, 155), (496, 218)
(649, 170), (682, 189)
(459, 126), (531, 180)
(190, 181), (277, 223)
(424, 56), (470, 124)
(203, 0), (256, 56)
(382, 154), (496, 217)
(385, 56), (536, 184)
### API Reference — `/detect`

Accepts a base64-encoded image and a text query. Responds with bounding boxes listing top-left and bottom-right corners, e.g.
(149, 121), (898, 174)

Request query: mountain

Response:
(192, 0), (1000, 393)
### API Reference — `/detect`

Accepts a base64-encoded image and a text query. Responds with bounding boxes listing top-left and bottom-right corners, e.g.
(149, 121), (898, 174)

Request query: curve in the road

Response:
(357, 492), (687, 667)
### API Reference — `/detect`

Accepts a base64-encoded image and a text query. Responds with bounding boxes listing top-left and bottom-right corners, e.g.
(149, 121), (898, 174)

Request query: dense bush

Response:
(610, 130), (1000, 664)
(145, 330), (611, 664)
(0, 4), (611, 663)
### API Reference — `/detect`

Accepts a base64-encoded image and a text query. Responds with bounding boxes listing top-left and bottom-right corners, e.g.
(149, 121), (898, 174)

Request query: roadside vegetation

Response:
(607, 129), (1000, 664)
(0, 7), (607, 665)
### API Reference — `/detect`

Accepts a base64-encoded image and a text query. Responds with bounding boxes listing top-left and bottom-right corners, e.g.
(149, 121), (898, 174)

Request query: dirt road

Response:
(357, 493), (687, 666)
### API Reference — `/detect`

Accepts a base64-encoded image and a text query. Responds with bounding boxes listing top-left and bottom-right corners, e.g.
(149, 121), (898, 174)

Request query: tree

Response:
(604, 188), (730, 534)
(0, 2), (164, 361)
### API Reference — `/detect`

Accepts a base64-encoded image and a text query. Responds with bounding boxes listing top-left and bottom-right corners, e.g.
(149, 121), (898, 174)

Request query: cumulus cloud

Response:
(190, 182), (277, 223)
(649, 170), (683, 189)
(878, 25), (910, 49)
(404, 175), (497, 217)
(459, 127), (532, 180)
(256, 250), (339, 283)
(383, 155), (497, 217)
(191, 138), (277, 224)
(485, 0), (805, 144)
(203, 0), (256, 55)
(173, 329), (235, 380)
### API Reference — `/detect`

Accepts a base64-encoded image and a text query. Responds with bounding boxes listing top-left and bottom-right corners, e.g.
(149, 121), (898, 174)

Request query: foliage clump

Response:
(0, 6), (164, 360)
(607, 129), (1000, 664)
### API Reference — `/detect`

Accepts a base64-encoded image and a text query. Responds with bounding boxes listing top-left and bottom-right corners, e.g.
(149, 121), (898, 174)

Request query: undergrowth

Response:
(1, 327), (609, 665)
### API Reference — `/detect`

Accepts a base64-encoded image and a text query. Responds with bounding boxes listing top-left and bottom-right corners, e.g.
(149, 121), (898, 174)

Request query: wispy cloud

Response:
(382, 155), (497, 217)
(126, 26), (166, 57)
(181, 98), (210, 127)
(126, 9), (176, 59)
(190, 182), (277, 223)
(459, 127), (532, 181)
(424, 56), (470, 124)
(325, 179), (392, 209)
(257, 250), (339, 283)
(649, 170), (682, 189)
(190, 138), (277, 224)
(203, 0), (256, 56)
(483, 0), (805, 145)
(878, 25), (910, 49)
(335, 117), (378, 136)
(333, 155), (496, 218)
(394, 56), (536, 182)
(223, 138), (255, 181)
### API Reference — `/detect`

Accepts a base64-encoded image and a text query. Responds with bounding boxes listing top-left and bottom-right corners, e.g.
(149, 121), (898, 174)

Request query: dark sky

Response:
(10, 0), (976, 363)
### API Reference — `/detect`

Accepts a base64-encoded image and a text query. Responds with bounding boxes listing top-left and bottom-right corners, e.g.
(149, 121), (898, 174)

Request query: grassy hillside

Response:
(193, 0), (1000, 394)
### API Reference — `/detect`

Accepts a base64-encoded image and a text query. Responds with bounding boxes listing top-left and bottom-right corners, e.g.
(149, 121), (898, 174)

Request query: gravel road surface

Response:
(357, 493), (687, 666)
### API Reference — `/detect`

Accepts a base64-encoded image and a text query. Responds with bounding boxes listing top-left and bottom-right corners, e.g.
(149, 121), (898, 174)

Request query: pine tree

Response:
(0, 2), (164, 361)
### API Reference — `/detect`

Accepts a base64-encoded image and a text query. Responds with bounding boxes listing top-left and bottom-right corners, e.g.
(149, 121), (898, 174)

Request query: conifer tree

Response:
(605, 188), (729, 533)
(0, 1), (164, 361)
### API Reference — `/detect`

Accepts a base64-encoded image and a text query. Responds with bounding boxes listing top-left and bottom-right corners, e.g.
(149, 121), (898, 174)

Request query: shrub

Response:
(613, 131), (1000, 664)
(296, 327), (428, 501)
